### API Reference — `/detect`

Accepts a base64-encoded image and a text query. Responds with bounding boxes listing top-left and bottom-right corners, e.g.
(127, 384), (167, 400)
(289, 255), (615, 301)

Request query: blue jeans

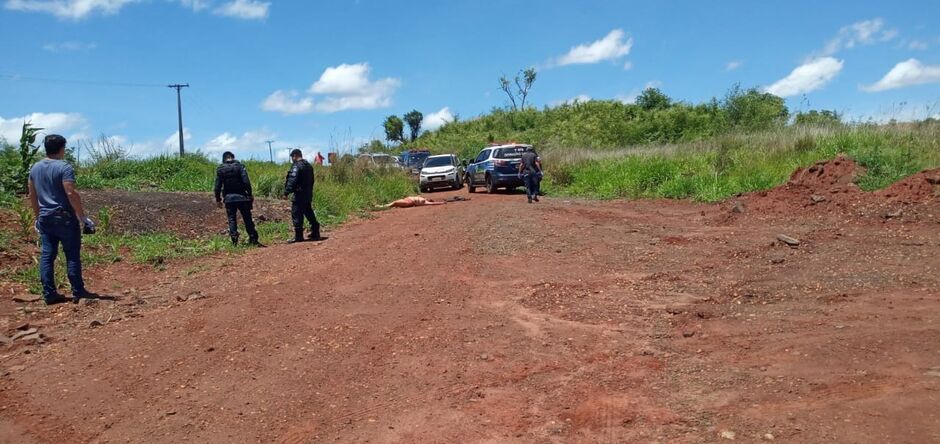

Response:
(38, 213), (85, 299)
(524, 173), (541, 200)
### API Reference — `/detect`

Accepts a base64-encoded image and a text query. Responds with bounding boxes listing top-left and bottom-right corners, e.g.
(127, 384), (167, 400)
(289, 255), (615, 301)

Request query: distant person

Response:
(214, 151), (261, 246)
(283, 149), (323, 243)
(518, 146), (543, 203)
(27, 134), (98, 305)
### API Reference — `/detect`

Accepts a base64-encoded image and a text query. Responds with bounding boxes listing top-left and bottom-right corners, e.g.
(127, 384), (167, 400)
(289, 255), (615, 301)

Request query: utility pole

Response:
(167, 83), (189, 156)
(265, 140), (275, 162)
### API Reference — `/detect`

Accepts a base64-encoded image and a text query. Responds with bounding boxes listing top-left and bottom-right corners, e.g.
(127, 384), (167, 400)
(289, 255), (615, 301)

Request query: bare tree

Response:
(516, 68), (537, 109)
(498, 68), (537, 111)
(499, 75), (518, 111)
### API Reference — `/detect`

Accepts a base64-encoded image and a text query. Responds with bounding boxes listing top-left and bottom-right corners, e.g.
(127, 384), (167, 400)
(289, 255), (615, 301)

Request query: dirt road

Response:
(1, 180), (939, 442)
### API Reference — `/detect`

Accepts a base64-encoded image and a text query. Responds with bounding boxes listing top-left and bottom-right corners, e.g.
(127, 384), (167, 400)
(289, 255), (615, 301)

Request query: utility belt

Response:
(41, 208), (76, 219)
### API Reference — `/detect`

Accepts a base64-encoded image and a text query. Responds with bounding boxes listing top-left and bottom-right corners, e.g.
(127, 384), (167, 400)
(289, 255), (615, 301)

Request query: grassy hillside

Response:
(398, 87), (938, 202)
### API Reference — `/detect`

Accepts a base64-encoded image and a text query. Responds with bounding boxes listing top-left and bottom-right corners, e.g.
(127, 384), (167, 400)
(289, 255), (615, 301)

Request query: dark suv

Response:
(465, 144), (529, 193)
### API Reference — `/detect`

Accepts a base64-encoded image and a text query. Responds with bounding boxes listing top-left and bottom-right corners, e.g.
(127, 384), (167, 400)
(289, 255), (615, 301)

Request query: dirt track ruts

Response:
(1, 189), (939, 443)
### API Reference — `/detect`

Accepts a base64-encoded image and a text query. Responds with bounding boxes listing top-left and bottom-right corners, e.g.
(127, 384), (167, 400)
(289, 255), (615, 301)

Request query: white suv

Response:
(419, 154), (464, 192)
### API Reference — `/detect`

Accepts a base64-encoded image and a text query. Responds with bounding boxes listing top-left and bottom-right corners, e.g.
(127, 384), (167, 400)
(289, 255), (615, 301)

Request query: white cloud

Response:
(308, 63), (400, 112)
(764, 57), (843, 97)
(907, 40), (929, 50)
(819, 18), (897, 56)
(260, 90), (314, 115)
(202, 129), (275, 156)
(4, 0), (137, 20)
(862, 58), (940, 92)
(423, 107), (454, 131)
(213, 0), (267, 20)
(262, 62), (400, 114)
(42, 41), (97, 52)
(4, 0), (268, 19)
(163, 127), (192, 150)
(556, 29), (633, 66)
(0, 112), (87, 144)
(725, 60), (743, 71)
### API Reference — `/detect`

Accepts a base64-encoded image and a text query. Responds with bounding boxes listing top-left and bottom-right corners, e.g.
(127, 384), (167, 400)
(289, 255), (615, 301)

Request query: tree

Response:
(794, 110), (842, 127)
(722, 84), (789, 131)
(516, 68), (537, 109)
(499, 67), (537, 111)
(383, 115), (404, 144)
(403, 110), (423, 142)
(16, 122), (42, 194)
(499, 76), (517, 111)
(636, 87), (671, 111)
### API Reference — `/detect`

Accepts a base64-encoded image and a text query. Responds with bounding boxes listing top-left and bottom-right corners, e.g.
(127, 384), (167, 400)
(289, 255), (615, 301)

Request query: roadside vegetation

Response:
(373, 82), (939, 202)
(0, 132), (416, 293)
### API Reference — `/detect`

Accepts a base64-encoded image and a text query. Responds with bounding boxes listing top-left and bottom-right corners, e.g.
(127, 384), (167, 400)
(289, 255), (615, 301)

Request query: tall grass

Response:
(542, 122), (940, 201)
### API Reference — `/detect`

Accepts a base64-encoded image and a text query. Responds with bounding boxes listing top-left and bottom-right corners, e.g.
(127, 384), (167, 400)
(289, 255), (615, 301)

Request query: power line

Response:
(0, 73), (165, 88)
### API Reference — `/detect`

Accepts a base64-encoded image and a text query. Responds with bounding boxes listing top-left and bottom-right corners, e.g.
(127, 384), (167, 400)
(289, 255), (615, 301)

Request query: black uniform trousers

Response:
(226, 201), (258, 241)
(291, 194), (320, 232)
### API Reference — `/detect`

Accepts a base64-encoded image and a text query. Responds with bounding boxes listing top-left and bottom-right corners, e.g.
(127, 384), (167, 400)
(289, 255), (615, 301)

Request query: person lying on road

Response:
(381, 196), (446, 208)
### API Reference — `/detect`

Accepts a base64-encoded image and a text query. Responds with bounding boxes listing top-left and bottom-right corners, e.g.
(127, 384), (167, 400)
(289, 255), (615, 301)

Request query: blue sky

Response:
(1, 0), (939, 160)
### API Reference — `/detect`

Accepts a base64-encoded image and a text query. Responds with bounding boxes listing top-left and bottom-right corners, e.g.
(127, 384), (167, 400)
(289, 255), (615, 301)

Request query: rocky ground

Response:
(0, 158), (938, 443)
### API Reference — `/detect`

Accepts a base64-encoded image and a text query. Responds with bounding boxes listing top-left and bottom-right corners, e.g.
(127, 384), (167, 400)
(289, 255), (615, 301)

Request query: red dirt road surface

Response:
(2, 167), (939, 442)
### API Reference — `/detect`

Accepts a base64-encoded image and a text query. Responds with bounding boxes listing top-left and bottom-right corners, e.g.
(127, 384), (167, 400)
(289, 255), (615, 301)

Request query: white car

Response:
(419, 154), (464, 192)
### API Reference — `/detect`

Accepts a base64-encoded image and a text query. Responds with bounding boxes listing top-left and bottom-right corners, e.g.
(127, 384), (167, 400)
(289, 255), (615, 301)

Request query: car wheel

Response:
(466, 175), (475, 193)
(420, 186), (428, 193)
(485, 174), (497, 194)
(452, 178), (462, 190)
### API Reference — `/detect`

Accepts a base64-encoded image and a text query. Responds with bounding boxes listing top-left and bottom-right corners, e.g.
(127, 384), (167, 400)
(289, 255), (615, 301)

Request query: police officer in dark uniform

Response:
(283, 148), (323, 243)
(214, 151), (260, 246)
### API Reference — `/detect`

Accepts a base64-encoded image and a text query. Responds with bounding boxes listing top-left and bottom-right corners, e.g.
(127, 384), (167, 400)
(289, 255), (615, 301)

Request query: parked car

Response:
(465, 143), (529, 193)
(400, 149), (431, 175)
(419, 154), (463, 192)
(357, 153), (403, 169)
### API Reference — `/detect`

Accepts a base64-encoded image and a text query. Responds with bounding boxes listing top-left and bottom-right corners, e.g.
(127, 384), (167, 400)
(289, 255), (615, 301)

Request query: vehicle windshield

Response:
(374, 155), (398, 165)
(494, 146), (528, 159)
(423, 156), (453, 168)
(406, 152), (429, 167)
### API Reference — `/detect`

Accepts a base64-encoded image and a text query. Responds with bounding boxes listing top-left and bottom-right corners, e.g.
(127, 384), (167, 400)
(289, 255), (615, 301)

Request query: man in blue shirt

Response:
(27, 134), (98, 305)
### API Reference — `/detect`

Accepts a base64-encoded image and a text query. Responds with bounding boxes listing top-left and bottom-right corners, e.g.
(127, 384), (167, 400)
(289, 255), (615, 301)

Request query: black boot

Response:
(307, 226), (323, 241)
(247, 237), (264, 247)
(230, 235), (239, 246)
(287, 228), (305, 244)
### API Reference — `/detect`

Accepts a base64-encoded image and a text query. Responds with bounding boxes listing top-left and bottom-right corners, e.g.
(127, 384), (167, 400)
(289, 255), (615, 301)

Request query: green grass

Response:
(78, 154), (417, 225)
(541, 122), (940, 201)
(0, 152), (417, 294)
(2, 220), (295, 294)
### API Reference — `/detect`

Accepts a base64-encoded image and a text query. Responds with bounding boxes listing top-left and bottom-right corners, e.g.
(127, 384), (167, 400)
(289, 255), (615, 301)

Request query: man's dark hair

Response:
(290, 148), (302, 158)
(222, 151), (235, 162)
(44, 134), (67, 156)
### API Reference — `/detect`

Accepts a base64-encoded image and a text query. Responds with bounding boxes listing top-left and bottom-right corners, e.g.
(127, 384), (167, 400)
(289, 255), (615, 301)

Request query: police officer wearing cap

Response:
(283, 148), (323, 243)
(214, 151), (261, 246)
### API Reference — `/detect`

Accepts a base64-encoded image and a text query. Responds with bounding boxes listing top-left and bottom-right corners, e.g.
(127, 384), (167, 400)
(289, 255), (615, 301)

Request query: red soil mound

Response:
(786, 154), (864, 193)
(726, 155), (937, 222)
(728, 155), (867, 218)
(877, 168), (940, 203)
